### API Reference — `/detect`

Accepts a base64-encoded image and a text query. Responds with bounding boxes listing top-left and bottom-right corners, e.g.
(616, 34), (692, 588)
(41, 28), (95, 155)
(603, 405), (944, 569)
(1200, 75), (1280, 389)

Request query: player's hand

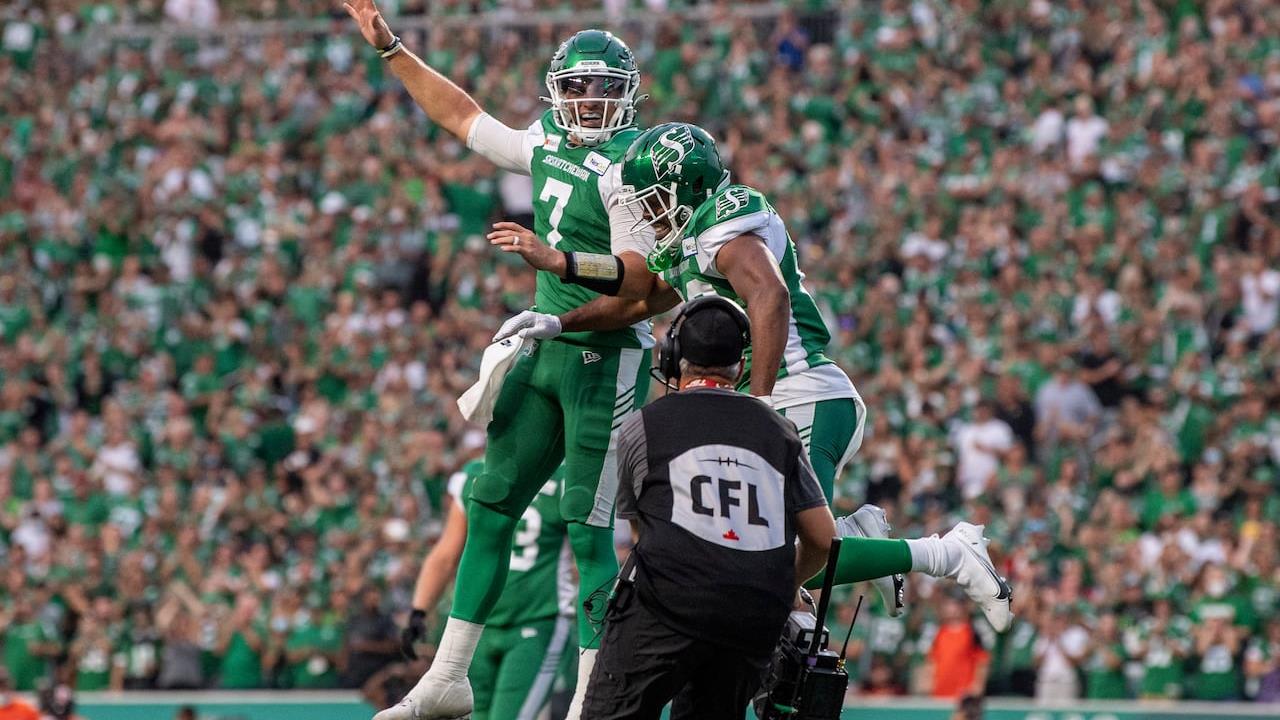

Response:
(342, 0), (395, 50)
(494, 311), (563, 342)
(400, 608), (427, 660)
(488, 222), (566, 276)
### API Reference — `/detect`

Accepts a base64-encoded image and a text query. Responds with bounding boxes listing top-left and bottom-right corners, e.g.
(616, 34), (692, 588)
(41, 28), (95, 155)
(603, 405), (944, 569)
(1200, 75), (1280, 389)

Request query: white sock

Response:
(905, 535), (963, 578)
(422, 616), (483, 683)
(565, 647), (598, 720)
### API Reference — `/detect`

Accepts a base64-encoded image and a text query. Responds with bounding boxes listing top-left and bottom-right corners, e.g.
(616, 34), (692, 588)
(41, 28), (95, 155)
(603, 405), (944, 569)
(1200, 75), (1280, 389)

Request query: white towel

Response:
(457, 336), (532, 425)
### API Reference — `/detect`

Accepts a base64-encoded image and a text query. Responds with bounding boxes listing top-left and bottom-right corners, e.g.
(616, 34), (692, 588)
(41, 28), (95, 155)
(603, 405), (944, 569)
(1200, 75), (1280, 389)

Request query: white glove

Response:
(493, 310), (563, 342)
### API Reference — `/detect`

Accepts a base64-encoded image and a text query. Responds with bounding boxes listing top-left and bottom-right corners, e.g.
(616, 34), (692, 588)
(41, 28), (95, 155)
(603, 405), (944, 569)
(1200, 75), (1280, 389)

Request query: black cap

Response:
(679, 303), (747, 367)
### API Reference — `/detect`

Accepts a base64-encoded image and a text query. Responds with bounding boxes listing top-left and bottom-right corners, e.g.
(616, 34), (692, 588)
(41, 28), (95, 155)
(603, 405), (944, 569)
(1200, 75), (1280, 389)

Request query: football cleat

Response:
(942, 522), (1013, 633)
(371, 677), (472, 720)
(836, 504), (906, 617)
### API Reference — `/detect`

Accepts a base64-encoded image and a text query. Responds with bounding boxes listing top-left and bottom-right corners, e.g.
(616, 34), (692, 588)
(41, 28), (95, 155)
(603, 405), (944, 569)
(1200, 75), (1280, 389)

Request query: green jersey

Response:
(1192, 640), (1241, 699)
(3, 619), (53, 690)
(75, 639), (115, 691)
(451, 460), (572, 628)
(479, 110), (651, 349)
(285, 618), (342, 689)
(1083, 641), (1129, 699)
(1124, 616), (1191, 698)
(662, 184), (857, 409)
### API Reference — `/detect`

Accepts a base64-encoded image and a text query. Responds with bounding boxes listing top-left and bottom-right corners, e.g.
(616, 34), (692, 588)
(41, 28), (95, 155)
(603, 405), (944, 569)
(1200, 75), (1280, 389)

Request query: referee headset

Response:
(654, 295), (751, 391)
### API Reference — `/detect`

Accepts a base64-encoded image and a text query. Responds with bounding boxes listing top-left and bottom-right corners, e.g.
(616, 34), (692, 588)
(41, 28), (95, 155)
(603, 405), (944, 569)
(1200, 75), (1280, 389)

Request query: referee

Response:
(582, 296), (836, 720)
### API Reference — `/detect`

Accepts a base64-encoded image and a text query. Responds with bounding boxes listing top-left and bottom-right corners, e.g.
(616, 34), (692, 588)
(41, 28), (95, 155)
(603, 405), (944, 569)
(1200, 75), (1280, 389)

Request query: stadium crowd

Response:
(2, 0), (1280, 705)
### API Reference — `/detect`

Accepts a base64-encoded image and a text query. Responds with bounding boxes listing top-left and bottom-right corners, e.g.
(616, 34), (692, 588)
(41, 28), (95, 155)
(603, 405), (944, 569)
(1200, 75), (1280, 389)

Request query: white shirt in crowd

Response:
(954, 417), (1014, 499)
(1065, 114), (1109, 169)
(164, 0), (220, 25)
(1034, 625), (1089, 700)
(92, 441), (141, 496)
(1071, 287), (1121, 327)
(1030, 107), (1064, 154)
(1241, 267), (1280, 334)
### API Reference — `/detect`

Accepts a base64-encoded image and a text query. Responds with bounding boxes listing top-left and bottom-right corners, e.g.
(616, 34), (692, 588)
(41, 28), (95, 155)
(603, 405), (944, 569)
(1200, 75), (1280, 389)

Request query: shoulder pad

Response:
(690, 185), (769, 236)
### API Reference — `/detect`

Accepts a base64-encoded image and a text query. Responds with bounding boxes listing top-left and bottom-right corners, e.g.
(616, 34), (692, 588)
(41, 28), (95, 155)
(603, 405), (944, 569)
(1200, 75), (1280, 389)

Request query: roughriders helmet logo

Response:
(651, 126), (695, 180)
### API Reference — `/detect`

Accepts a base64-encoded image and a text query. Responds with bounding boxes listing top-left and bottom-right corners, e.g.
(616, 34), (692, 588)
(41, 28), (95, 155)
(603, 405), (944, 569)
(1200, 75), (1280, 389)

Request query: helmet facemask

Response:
(544, 65), (640, 147)
(619, 182), (693, 273)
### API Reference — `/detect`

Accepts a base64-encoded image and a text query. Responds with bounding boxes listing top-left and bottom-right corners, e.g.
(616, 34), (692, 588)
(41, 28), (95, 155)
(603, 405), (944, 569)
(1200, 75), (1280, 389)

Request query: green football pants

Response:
(471, 615), (573, 720)
(453, 340), (650, 647)
(778, 396), (865, 501)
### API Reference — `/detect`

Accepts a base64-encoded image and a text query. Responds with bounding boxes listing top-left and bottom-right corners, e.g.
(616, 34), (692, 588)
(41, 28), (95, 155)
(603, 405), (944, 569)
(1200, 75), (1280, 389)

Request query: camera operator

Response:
(582, 296), (836, 720)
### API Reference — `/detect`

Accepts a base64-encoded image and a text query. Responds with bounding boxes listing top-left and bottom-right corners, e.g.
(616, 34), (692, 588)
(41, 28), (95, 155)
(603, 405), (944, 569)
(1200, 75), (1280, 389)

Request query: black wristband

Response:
(409, 608), (427, 623)
(562, 251), (626, 296)
(379, 36), (404, 59)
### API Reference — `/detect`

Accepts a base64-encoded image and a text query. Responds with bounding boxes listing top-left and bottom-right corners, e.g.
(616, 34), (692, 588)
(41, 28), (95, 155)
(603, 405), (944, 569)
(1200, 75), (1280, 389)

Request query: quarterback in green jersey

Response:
(492, 123), (1014, 633)
(401, 460), (574, 720)
(346, 2), (653, 717)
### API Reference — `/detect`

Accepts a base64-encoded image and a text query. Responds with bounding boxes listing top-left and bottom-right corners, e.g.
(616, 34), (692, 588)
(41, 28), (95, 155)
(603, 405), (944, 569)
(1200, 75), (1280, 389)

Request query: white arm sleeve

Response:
(599, 163), (655, 257)
(466, 113), (538, 175)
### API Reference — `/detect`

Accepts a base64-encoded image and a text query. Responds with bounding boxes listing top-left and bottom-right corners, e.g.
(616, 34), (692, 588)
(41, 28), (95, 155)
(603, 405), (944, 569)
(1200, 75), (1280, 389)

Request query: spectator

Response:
(1124, 596), (1192, 700)
(0, 670), (39, 720)
(1064, 95), (1109, 172)
(1, 598), (57, 692)
(1239, 255), (1280, 340)
(342, 587), (399, 689)
(1082, 613), (1128, 699)
(953, 401), (1014, 501)
(1191, 611), (1243, 701)
(928, 597), (990, 700)
(1032, 610), (1087, 701)
(1033, 359), (1102, 461)
(1245, 617), (1280, 702)
(214, 594), (265, 690)
(284, 603), (343, 689)
(163, 0), (220, 26)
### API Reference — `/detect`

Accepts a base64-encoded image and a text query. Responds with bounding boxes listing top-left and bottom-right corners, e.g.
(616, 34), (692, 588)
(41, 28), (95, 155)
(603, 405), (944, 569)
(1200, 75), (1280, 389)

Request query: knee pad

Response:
(560, 486), (599, 525)
(470, 470), (524, 518)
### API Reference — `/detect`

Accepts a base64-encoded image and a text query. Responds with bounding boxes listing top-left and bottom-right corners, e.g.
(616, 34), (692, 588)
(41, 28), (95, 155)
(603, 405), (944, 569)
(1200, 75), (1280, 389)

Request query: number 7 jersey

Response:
(662, 184), (859, 410)
(524, 110), (652, 349)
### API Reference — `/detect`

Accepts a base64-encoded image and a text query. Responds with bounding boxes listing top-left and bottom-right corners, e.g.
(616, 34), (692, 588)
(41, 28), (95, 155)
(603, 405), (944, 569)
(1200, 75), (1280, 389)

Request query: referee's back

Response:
(615, 386), (828, 658)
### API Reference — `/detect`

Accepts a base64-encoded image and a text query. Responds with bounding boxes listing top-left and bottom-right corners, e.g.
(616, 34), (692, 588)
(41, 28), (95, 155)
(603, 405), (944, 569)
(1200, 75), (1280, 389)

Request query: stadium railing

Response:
(55, 691), (1280, 720)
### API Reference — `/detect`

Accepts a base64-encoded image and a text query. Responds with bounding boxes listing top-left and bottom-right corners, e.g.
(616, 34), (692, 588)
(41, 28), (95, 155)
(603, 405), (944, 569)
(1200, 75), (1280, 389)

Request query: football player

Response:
(401, 461), (574, 720)
(489, 123), (1012, 631)
(345, 2), (654, 717)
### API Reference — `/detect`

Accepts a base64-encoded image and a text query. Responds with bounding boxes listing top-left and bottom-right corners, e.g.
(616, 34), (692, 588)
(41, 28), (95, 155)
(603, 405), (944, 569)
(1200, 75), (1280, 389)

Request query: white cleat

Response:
(371, 678), (473, 720)
(836, 504), (906, 617)
(942, 522), (1013, 633)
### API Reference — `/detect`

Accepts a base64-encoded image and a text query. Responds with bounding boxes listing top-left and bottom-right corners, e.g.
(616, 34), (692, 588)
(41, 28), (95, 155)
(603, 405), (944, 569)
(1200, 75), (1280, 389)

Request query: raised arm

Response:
(345, 0), (481, 142)
(715, 234), (789, 397)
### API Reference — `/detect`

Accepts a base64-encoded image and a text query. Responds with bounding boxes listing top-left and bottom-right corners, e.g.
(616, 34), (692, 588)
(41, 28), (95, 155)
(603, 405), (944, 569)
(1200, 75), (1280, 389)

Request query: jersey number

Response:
(508, 506), (542, 572)
(539, 178), (573, 248)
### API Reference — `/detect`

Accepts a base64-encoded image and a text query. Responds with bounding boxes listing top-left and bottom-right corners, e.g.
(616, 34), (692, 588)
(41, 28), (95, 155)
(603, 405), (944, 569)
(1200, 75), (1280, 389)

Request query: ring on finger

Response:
(514, 237), (521, 246)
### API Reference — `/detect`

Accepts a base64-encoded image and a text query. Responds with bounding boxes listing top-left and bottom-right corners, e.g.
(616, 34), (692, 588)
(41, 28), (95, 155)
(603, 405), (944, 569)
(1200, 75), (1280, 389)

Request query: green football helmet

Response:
(619, 122), (730, 272)
(543, 29), (643, 147)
